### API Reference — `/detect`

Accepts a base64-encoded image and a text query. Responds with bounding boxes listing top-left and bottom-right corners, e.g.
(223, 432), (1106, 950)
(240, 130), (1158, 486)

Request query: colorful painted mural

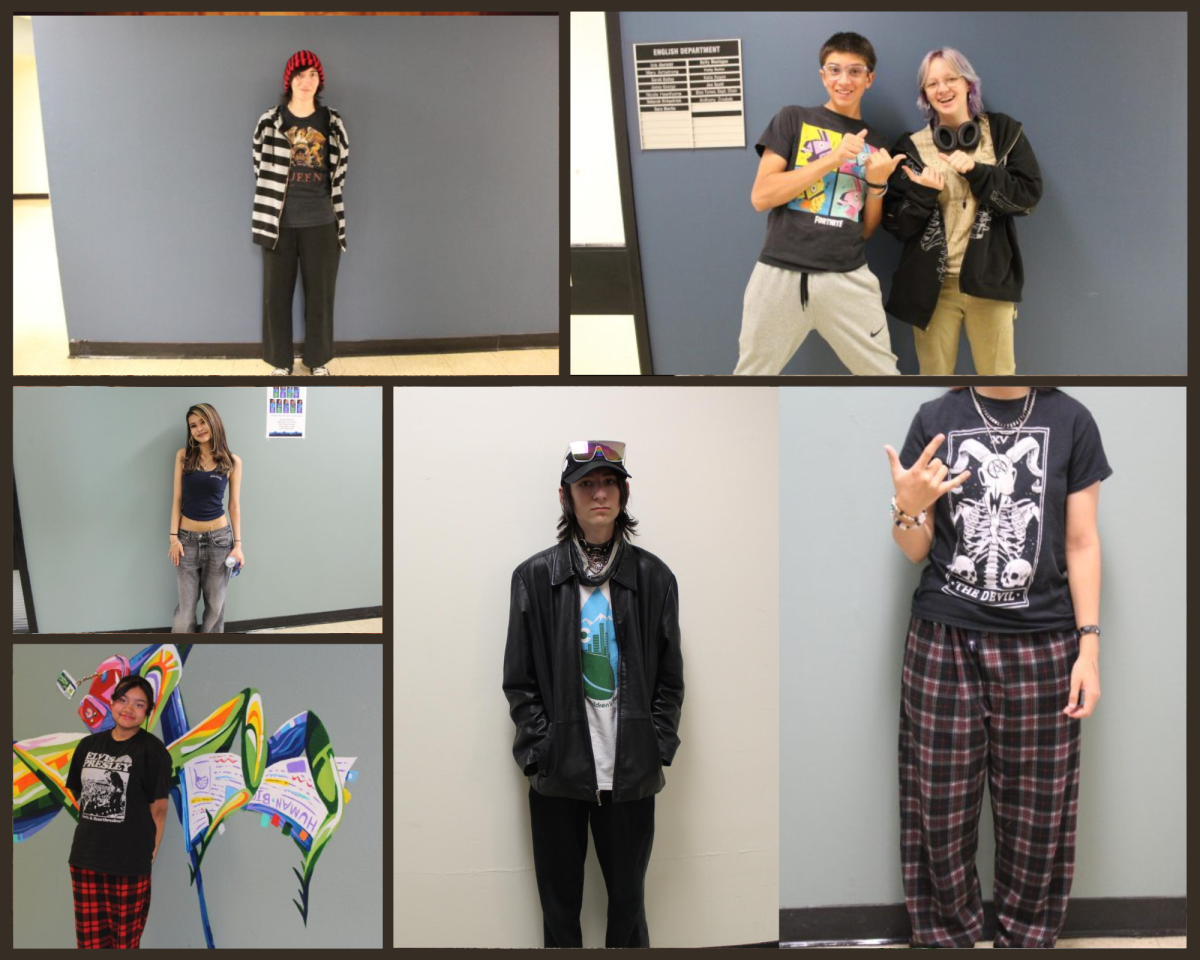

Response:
(12, 644), (358, 948)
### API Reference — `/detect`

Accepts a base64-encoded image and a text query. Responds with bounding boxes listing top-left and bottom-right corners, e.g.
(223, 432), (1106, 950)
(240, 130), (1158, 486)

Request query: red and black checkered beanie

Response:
(283, 50), (325, 94)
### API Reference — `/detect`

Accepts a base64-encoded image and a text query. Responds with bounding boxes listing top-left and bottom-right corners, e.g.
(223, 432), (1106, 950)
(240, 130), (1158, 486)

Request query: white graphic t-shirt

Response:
(579, 582), (618, 791)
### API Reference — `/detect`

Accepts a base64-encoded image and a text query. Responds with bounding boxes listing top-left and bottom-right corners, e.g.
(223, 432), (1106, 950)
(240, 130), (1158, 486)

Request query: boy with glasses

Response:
(503, 441), (684, 947)
(734, 32), (906, 375)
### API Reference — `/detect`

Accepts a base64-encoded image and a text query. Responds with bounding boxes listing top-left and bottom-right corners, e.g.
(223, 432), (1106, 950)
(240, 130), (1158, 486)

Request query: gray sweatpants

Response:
(734, 261), (900, 375)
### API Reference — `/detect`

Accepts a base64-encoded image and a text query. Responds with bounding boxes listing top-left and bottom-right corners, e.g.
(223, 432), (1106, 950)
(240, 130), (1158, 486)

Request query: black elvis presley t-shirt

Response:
(755, 105), (889, 273)
(65, 728), (172, 876)
(899, 389), (1112, 633)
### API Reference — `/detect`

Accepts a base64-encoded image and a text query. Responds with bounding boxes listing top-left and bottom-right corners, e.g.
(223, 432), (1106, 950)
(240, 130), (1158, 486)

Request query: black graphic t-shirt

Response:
(65, 729), (171, 876)
(900, 389), (1112, 633)
(280, 105), (336, 228)
(755, 105), (889, 273)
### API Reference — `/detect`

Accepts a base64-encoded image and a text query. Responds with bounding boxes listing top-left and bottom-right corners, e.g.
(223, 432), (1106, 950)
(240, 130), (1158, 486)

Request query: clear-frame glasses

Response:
(822, 64), (870, 81)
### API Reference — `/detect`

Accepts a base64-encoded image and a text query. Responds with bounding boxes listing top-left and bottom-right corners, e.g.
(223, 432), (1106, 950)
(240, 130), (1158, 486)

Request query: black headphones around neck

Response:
(932, 119), (980, 152)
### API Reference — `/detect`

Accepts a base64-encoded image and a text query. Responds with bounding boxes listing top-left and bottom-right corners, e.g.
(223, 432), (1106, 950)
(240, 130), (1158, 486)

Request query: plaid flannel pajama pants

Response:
(70, 865), (152, 948)
(899, 616), (1082, 948)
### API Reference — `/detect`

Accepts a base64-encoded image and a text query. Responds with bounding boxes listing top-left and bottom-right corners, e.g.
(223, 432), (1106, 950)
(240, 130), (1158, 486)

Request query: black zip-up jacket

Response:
(502, 540), (684, 803)
(882, 112), (1042, 329)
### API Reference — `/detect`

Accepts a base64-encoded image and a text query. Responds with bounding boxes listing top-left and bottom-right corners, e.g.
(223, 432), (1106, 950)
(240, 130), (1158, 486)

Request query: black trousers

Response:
(528, 787), (656, 948)
(262, 221), (340, 371)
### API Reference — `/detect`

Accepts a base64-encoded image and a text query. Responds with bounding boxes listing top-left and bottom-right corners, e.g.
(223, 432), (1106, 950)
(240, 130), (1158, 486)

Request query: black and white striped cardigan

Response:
(252, 105), (349, 251)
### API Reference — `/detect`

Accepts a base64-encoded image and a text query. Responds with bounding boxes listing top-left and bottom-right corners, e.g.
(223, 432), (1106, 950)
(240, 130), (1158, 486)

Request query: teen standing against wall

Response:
(169, 403), (244, 632)
(884, 387), (1109, 947)
(502, 442), (685, 946)
(252, 50), (349, 376)
(65, 676), (171, 949)
(883, 49), (1042, 374)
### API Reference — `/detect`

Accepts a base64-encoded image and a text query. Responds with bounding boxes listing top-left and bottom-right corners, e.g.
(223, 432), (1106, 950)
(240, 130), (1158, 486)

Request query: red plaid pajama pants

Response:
(899, 616), (1081, 948)
(69, 865), (152, 948)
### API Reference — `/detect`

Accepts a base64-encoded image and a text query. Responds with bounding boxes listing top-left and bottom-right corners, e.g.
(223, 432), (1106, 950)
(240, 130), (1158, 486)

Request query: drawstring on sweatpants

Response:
(799, 271), (810, 310)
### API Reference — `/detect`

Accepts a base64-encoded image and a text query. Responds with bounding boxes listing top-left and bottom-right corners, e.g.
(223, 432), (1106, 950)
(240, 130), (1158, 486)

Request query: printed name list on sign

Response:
(266, 385), (306, 438)
(634, 39), (744, 150)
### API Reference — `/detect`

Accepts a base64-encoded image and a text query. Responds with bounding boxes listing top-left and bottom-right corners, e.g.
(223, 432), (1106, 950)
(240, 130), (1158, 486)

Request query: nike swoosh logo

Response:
(870, 325), (885, 338)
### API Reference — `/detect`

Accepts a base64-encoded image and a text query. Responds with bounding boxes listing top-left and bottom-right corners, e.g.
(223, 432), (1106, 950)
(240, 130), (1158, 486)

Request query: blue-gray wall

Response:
(33, 15), (558, 346)
(618, 12), (1186, 374)
(13, 387), (382, 633)
(13, 643), (382, 948)
(779, 387), (1186, 910)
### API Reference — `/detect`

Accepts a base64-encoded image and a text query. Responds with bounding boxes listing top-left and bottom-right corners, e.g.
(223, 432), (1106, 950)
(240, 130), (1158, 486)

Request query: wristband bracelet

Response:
(890, 496), (924, 523)
(1077, 624), (1101, 639)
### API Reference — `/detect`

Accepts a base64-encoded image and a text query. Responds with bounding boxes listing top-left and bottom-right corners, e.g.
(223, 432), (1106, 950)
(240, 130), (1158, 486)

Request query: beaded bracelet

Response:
(890, 496), (926, 530)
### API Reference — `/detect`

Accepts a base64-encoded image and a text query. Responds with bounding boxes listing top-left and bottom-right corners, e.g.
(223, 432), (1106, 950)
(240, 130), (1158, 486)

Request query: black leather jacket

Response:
(503, 540), (684, 803)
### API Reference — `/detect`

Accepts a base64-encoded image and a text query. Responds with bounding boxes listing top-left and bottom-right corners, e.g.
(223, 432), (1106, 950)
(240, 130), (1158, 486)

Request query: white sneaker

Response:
(271, 367), (290, 375)
(312, 365), (331, 376)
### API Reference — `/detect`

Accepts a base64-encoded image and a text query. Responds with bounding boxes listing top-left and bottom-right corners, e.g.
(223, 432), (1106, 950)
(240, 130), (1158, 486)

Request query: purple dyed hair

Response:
(916, 47), (984, 121)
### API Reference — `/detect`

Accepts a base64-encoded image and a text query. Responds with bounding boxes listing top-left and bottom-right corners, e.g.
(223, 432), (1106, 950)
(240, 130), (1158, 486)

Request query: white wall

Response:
(14, 17), (49, 194)
(393, 386), (779, 947)
(570, 11), (623, 245)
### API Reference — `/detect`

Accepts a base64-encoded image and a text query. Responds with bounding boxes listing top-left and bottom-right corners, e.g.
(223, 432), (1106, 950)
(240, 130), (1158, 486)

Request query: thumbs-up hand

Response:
(865, 147), (907, 186)
(832, 128), (868, 167)
(938, 150), (975, 175)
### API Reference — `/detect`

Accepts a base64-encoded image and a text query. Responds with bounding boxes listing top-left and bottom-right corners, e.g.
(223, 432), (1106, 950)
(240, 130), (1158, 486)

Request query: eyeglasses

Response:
(822, 64), (870, 81)
(923, 76), (964, 94)
(564, 441), (626, 464)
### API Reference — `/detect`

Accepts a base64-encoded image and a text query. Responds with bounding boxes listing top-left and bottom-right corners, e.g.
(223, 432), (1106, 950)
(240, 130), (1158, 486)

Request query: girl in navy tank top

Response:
(169, 404), (245, 632)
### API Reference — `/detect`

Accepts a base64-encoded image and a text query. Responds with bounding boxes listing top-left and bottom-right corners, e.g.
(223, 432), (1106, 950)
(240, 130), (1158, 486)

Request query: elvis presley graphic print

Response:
(942, 427), (1048, 610)
(79, 751), (132, 823)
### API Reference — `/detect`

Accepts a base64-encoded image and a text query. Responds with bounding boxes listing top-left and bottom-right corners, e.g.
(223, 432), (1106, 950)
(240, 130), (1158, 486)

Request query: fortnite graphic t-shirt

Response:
(280, 105), (337, 228)
(900, 389), (1112, 633)
(756, 105), (889, 273)
(65, 729), (171, 876)
(580, 582), (618, 790)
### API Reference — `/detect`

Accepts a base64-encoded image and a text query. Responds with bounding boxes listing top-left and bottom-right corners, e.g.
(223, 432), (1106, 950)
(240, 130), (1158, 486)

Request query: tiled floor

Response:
(247, 617), (382, 634)
(570, 314), (640, 374)
(14, 200), (558, 377)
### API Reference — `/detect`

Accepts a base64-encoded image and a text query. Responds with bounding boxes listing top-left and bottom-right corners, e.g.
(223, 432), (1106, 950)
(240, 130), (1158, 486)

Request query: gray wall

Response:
(779, 387), (1186, 909)
(13, 643), (382, 948)
(33, 15), (558, 346)
(13, 387), (382, 633)
(618, 12), (1187, 375)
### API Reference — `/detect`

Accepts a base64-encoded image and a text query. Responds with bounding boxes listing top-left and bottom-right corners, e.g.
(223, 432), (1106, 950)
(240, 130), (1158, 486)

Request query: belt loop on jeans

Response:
(799, 271), (810, 310)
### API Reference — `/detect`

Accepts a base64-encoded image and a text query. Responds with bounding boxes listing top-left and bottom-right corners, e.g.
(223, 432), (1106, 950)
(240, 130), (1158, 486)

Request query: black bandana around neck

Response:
(571, 535), (623, 587)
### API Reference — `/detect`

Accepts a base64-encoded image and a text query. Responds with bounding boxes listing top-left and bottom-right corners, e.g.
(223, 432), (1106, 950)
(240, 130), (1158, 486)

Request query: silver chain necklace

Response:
(970, 387), (1036, 453)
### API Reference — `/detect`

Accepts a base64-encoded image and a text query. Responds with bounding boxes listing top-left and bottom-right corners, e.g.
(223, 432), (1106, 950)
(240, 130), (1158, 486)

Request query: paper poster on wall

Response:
(634, 39), (744, 150)
(267, 386), (306, 438)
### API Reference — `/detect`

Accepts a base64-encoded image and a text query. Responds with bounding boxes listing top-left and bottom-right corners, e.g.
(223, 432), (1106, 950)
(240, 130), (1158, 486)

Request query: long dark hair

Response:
(278, 63), (325, 111)
(183, 403), (235, 475)
(556, 474), (639, 543)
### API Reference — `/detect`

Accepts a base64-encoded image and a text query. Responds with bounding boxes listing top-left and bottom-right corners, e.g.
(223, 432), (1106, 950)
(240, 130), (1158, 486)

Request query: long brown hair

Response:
(183, 403), (235, 474)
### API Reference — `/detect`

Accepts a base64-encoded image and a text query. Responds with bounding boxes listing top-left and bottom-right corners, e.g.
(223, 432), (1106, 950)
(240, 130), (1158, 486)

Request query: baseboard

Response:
(82, 605), (383, 634)
(779, 897), (1187, 945)
(66, 333), (557, 359)
(14, 193), (51, 200)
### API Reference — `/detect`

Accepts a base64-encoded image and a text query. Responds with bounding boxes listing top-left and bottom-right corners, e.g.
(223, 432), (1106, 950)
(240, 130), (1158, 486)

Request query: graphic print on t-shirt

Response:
(285, 124), (327, 186)
(943, 427), (1048, 609)
(581, 587), (618, 704)
(79, 751), (132, 823)
(788, 122), (877, 222)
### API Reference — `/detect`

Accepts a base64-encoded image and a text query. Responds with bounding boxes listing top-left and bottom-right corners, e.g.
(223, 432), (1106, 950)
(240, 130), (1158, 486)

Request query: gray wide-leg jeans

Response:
(172, 526), (234, 633)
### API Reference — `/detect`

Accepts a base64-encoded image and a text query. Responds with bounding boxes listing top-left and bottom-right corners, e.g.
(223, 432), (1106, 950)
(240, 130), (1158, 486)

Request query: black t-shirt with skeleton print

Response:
(900, 389), (1112, 633)
(65, 729), (171, 876)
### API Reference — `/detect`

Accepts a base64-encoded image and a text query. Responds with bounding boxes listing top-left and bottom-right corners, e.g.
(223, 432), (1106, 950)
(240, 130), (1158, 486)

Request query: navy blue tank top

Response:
(180, 469), (228, 521)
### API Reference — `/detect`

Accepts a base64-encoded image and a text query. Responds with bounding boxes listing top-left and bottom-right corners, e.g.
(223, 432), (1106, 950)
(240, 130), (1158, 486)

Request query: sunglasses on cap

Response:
(564, 440), (626, 464)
